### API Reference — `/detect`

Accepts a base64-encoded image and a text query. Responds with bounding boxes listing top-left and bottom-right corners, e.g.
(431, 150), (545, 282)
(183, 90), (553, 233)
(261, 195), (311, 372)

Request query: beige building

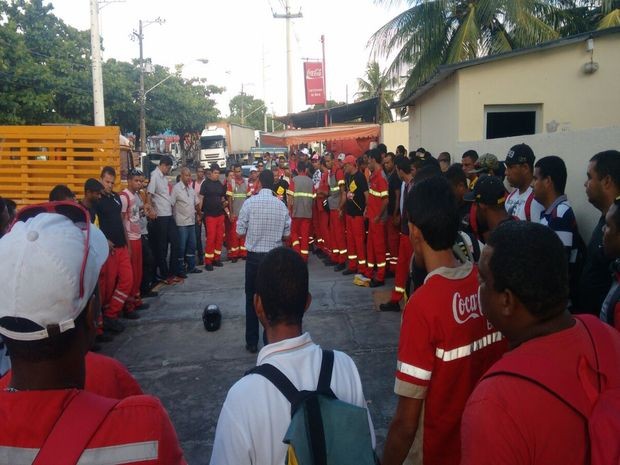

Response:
(396, 27), (620, 237)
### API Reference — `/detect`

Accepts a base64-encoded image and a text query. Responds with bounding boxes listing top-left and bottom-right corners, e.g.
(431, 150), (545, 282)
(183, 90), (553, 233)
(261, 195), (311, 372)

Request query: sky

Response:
(46, 0), (403, 118)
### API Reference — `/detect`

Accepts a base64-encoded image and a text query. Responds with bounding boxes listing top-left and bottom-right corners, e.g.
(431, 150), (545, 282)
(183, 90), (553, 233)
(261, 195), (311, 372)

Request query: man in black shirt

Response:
(579, 150), (620, 314)
(95, 166), (135, 333)
(384, 153), (401, 275)
(200, 164), (227, 270)
(445, 164), (474, 236)
(342, 155), (369, 276)
(80, 178), (103, 223)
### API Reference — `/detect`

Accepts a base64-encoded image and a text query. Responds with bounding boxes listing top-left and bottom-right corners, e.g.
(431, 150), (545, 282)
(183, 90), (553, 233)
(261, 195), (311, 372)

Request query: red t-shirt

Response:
(395, 263), (506, 465)
(367, 169), (388, 219)
(0, 389), (186, 464)
(461, 318), (620, 465)
(0, 352), (143, 400)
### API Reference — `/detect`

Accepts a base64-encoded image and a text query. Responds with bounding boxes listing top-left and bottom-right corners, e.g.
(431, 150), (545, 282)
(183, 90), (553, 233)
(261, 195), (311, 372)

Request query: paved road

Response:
(103, 253), (401, 465)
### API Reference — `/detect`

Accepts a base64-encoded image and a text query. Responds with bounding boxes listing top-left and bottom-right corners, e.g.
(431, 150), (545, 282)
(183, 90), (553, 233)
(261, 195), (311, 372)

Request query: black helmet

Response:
(202, 304), (221, 332)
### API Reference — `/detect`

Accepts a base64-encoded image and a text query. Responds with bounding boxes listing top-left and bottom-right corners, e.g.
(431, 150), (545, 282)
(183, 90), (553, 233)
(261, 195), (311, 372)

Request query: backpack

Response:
(453, 230), (481, 264)
(246, 350), (377, 465)
(481, 315), (620, 465)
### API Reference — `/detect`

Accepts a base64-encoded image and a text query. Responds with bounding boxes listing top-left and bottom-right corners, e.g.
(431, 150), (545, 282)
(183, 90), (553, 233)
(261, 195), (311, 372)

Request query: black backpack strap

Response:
(317, 349), (335, 397)
(246, 364), (300, 405)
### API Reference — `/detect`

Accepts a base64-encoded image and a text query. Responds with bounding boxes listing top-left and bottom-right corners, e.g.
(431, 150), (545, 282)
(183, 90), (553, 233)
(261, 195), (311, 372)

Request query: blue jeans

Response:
(178, 224), (197, 272)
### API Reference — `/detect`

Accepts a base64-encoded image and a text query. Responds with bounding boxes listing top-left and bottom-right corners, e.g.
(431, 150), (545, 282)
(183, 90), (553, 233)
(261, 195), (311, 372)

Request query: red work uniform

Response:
(365, 168), (389, 282)
(227, 177), (248, 259)
(344, 169), (369, 274)
(288, 174), (314, 261)
(395, 263), (506, 465)
(327, 166), (346, 264)
(200, 178), (226, 265)
(0, 389), (186, 464)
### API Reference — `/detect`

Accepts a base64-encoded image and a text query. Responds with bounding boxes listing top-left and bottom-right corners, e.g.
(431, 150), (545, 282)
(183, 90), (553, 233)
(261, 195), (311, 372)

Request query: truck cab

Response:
(200, 126), (227, 169)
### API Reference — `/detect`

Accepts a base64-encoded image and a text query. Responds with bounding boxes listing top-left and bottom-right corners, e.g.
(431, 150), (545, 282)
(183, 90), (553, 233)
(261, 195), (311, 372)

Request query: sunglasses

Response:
(11, 201), (91, 298)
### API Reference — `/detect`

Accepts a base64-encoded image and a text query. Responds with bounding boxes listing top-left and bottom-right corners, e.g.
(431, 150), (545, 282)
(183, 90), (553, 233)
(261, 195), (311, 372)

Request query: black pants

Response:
(195, 220), (204, 263)
(245, 251), (268, 347)
(153, 216), (180, 278)
(140, 234), (156, 293)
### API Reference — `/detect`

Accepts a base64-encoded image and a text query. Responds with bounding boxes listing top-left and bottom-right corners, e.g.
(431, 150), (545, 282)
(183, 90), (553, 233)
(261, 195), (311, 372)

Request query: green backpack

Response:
(247, 349), (377, 465)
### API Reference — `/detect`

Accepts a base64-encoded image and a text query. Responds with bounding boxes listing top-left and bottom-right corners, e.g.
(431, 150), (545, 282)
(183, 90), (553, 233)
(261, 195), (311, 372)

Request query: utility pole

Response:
(132, 17), (164, 153)
(321, 34), (326, 104)
(241, 83), (245, 126)
(89, 0), (105, 126)
(273, 0), (302, 115)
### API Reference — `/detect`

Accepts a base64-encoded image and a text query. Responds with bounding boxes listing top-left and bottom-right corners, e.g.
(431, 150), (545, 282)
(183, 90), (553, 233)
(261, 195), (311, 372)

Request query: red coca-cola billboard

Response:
(303, 61), (325, 105)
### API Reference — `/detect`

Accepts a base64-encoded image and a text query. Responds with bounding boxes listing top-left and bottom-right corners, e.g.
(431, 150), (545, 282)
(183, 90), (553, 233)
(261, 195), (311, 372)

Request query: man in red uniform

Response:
(200, 164), (227, 270)
(382, 176), (506, 465)
(364, 149), (389, 287)
(0, 206), (186, 465)
(343, 155), (369, 276)
(226, 163), (248, 262)
(247, 167), (259, 195)
(380, 156), (414, 312)
(325, 153), (347, 269)
(287, 161), (314, 262)
(462, 221), (620, 465)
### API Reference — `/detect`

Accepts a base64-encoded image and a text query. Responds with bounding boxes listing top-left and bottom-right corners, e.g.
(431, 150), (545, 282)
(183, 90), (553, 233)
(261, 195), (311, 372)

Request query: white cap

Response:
(301, 148), (310, 155)
(338, 153), (346, 161)
(0, 213), (108, 341)
(250, 167), (258, 173)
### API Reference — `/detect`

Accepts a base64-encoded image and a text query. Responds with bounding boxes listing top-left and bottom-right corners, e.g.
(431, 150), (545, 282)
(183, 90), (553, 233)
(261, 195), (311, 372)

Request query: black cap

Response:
(504, 143), (535, 167)
(84, 178), (104, 192)
(160, 155), (174, 166)
(464, 175), (506, 206)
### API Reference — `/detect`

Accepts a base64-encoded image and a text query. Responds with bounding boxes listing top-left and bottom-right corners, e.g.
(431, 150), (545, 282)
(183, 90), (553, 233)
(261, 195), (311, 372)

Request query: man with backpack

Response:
(210, 247), (375, 465)
(503, 143), (544, 222)
(461, 221), (620, 465)
(0, 204), (186, 465)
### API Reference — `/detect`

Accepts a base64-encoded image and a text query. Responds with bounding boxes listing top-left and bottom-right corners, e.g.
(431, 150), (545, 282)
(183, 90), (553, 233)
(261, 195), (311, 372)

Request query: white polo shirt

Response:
(210, 333), (375, 465)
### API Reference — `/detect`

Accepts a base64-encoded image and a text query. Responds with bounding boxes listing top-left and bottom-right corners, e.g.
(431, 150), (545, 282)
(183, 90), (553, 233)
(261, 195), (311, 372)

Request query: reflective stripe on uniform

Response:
(0, 441), (158, 465)
(329, 186), (340, 192)
(376, 262), (386, 268)
(301, 250), (309, 255)
(293, 192), (315, 198)
(435, 332), (503, 362)
(369, 188), (388, 198)
(205, 253), (214, 258)
(394, 286), (406, 294)
(348, 255), (358, 260)
(397, 360), (432, 381)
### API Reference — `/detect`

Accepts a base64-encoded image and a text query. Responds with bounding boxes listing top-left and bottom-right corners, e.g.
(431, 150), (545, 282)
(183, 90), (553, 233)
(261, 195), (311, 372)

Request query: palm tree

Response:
(597, 0), (620, 28)
(370, 0), (565, 98)
(356, 61), (399, 123)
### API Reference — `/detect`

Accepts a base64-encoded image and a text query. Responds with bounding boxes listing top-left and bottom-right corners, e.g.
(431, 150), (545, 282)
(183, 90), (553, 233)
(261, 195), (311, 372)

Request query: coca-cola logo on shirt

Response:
(306, 67), (323, 79)
(452, 292), (482, 324)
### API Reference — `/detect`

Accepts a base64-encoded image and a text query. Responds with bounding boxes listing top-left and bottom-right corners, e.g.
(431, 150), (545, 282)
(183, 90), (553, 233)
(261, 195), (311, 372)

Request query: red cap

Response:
(343, 155), (357, 165)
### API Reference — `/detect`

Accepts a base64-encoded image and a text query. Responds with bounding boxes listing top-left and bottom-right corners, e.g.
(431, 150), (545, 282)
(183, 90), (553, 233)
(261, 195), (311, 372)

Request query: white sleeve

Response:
(530, 199), (545, 223)
(210, 397), (253, 465)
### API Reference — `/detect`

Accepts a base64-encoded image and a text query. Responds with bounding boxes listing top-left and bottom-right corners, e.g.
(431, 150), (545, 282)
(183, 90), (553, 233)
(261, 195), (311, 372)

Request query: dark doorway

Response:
(486, 111), (536, 139)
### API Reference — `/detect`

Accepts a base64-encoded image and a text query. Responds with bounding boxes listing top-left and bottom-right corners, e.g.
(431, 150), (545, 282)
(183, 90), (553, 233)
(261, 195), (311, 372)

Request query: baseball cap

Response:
(504, 143), (535, 166)
(472, 153), (500, 174)
(464, 175), (506, 206)
(250, 167), (258, 173)
(0, 212), (108, 341)
(343, 155), (357, 165)
(84, 178), (103, 193)
(301, 148), (309, 155)
(338, 153), (346, 162)
(311, 154), (320, 161)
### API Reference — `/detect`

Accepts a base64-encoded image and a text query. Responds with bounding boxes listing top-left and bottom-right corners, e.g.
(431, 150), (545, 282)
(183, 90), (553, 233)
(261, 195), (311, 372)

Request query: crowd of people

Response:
(0, 143), (619, 465)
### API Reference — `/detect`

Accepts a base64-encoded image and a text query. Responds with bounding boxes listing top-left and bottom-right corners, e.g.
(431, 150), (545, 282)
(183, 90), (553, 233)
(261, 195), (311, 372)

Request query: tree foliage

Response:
(370, 0), (620, 99)
(356, 61), (398, 123)
(0, 0), (222, 138)
(228, 93), (266, 130)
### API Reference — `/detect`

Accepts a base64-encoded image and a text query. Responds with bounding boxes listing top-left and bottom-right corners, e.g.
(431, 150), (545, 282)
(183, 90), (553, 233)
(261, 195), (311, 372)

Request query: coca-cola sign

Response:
(452, 291), (482, 324)
(303, 61), (325, 105)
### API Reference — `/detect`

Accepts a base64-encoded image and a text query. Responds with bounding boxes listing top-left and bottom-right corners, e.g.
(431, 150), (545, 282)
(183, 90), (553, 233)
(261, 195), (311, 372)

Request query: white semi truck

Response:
(199, 122), (256, 169)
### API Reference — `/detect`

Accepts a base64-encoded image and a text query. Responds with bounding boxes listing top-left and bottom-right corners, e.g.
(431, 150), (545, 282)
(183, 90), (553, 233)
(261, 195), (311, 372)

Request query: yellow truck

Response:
(0, 125), (136, 206)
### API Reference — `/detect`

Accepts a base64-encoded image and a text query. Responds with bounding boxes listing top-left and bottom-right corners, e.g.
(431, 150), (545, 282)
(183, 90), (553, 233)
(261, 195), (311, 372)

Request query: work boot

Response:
(213, 261), (223, 267)
(369, 279), (385, 288)
(342, 269), (356, 276)
(379, 301), (401, 312)
(334, 263), (346, 272)
(205, 264), (214, 271)
(123, 311), (140, 320)
(103, 317), (125, 334)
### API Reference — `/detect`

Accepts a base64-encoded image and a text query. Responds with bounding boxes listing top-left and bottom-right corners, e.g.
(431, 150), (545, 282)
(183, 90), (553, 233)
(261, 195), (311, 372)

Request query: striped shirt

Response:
(539, 195), (578, 262)
(236, 188), (291, 253)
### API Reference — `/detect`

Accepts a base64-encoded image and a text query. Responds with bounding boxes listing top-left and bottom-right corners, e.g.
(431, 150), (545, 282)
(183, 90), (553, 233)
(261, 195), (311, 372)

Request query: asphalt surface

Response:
(102, 252), (401, 465)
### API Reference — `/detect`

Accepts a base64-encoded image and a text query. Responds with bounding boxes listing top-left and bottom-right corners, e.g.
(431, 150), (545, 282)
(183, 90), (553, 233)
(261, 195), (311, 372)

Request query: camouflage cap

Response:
(472, 153), (500, 174)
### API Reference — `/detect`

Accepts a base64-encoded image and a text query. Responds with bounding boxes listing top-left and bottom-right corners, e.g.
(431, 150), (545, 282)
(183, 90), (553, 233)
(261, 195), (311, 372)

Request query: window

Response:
(484, 104), (541, 140)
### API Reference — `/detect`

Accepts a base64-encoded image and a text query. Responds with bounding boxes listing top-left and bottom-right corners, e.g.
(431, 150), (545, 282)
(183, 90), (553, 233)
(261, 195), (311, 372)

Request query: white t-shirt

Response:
(210, 333), (375, 465)
(120, 189), (142, 241)
(147, 168), (172, 217)
(504, 186), (544, 222)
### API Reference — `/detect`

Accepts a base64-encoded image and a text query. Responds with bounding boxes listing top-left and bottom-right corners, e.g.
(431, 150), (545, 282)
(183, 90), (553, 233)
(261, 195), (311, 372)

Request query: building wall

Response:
(407, 74), (459, 156)
(456, 126), (620, 241)
(457, 34), (620, 142)
(381, 121), (409, 152)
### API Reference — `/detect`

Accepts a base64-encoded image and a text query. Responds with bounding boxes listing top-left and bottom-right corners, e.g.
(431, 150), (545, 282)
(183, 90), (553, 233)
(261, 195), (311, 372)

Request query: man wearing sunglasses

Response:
(0, 207), (187, 464)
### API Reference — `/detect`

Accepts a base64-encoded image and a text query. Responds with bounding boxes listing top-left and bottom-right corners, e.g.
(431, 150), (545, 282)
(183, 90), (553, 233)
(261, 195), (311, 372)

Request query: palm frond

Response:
(598, 8), (620, 28)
